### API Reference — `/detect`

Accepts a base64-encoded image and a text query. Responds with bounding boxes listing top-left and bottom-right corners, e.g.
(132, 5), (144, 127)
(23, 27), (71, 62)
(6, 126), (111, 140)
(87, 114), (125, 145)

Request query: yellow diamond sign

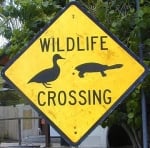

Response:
(2, 2), (148, 145)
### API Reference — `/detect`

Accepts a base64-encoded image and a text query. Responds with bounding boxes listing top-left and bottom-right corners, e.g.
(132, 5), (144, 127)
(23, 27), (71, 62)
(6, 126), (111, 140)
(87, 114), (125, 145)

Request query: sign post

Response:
(135, 0), (149, 147)
(2, 1), (148, 145)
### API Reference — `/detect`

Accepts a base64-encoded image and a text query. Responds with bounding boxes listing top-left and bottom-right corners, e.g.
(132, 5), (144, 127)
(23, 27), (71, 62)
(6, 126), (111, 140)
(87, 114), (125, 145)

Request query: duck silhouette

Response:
(28, 54), (65, 88)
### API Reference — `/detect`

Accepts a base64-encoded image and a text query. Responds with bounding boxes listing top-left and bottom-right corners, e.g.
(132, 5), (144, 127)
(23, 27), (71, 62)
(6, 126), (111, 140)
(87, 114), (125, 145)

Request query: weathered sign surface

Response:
(2, 2), (148, 145)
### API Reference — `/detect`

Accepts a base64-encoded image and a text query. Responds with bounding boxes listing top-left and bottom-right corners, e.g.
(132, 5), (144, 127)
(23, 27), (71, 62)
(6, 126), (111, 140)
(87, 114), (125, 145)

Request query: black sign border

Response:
(1, 1), (149, 146)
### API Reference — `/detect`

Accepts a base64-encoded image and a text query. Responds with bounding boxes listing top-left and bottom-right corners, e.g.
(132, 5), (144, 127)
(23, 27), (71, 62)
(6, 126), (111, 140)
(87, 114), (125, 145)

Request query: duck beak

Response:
(60, 57), (65, 59)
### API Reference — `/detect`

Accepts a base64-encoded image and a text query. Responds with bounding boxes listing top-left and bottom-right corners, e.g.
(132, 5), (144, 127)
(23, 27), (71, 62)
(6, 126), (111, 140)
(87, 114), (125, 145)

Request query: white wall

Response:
(79, 126), (108, 148)
(0, 104), (39, 140)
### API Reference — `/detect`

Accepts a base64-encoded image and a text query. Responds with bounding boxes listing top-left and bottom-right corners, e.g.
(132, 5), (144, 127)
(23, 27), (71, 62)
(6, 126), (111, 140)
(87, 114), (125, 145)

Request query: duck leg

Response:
(43, 82), (51, 88)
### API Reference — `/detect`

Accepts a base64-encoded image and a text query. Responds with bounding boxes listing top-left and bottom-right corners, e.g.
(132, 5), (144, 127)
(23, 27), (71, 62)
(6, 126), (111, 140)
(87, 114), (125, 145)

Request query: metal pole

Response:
(18, 118), (21, 146)
(135, 0), (148, 148)
(141, 89), (148, 148)
(45, 122), (50, 147)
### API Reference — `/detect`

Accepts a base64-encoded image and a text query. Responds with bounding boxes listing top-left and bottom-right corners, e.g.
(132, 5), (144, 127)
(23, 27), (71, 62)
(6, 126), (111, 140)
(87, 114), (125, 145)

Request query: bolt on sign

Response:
(1, 1), (148, 145)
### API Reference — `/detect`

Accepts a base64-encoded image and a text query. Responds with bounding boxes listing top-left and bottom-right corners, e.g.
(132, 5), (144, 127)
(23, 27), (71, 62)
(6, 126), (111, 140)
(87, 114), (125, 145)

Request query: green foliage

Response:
(0, 0), (62, 57)
(126, 89), (141, 129)
(0, 66), (24, 106)
(0, 90), (24, 106)
(101, 88), (141, 129)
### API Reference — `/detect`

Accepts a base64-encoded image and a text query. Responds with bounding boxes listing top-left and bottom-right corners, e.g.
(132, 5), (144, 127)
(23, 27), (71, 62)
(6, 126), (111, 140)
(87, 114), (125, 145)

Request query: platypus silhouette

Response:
(75, 62), (123, 78)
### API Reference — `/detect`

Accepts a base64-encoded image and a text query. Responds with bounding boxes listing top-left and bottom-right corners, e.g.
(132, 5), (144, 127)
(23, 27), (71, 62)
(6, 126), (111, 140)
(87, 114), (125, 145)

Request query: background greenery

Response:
(0, 0), (150, 147)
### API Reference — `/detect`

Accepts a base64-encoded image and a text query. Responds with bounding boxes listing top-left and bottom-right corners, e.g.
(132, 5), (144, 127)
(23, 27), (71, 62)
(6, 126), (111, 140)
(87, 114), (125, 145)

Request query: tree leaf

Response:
(128, 112), (135, 119)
